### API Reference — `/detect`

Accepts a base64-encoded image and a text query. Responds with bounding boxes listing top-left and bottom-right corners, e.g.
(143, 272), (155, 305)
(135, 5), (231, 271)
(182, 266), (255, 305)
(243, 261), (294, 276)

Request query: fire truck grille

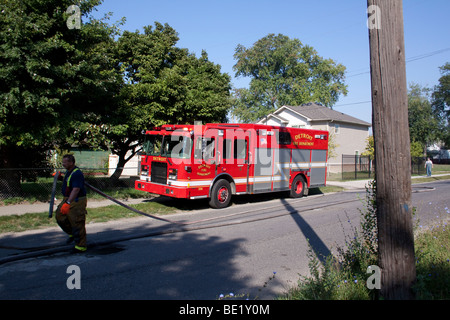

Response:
(151, 162), (167, 184)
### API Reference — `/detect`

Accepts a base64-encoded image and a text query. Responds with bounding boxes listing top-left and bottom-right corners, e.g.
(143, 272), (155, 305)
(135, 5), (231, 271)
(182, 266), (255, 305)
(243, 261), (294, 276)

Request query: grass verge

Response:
(412, 174), (450, 184)
(0, 185), (341, 234)
(414, 221), (450, 299)
(0, 187), (152, 206)
(0, 201), (175, 234)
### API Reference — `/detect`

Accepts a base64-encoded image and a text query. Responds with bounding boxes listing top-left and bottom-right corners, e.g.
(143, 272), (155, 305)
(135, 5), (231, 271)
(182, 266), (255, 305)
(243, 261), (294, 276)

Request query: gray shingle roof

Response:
(278, 103), (371, 127)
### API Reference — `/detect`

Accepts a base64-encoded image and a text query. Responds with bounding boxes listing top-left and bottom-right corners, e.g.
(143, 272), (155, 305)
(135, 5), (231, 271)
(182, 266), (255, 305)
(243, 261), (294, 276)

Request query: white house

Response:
(257, 103), (372, 173)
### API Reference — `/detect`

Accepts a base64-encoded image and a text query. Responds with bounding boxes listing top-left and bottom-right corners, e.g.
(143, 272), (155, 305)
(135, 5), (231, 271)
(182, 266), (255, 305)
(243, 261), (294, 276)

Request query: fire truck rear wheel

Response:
(290, 175), (306, 198)
(209, 179), (232, 209)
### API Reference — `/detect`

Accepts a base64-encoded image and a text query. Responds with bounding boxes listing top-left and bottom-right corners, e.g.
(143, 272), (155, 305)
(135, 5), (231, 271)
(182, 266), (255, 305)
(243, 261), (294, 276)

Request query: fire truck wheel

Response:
(209, 179), (232, 209)
(290, 175), (306, 198)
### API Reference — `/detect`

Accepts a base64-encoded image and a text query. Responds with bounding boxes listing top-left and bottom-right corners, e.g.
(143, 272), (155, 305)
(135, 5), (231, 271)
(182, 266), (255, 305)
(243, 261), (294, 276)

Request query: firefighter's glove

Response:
(52, 172), (64, 181)
(60, 202), (71, 215)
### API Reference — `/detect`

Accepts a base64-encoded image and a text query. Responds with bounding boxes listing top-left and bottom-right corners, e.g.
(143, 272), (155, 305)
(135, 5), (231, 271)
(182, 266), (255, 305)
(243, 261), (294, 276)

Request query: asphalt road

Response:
(0, 180), (448, 300)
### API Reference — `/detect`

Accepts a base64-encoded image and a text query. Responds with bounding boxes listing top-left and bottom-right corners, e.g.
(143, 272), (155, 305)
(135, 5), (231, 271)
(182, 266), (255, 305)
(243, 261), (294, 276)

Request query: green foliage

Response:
(327, 131), (339, 160)
(0, 2), (232, 182)
(101, 23), (232, 177)
(408, 83), (439, 149)
(116, 24), (231, 127)
(337, 180), (378, 278)
(0, 0), (121, 176)
(283, 243), (371, 300)
(284, 180), (378, 300)
(0, 0), (115, 147)
(231, 34), (348, 123)
(431, 62), (450, 147)
(410, 140), (424, 158)
(361, 136), (374, 158)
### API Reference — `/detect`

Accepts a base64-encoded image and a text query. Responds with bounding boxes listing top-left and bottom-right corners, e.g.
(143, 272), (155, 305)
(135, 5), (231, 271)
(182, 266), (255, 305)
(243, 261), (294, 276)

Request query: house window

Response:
(334, 124), (340, 134)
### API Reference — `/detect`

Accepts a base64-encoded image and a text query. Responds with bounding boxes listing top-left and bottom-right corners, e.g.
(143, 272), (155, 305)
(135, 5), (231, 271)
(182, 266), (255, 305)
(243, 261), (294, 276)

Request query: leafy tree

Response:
(327, 131), (339, 160)
(362, 136), (374, 158)
(231, 34), (348, 123)
(407, 83), (439, 152)
(432, 62), (450, 147)
(0, 0), (119, 195)
(410, 140), (424, 158)
(99, 23), (232, 179)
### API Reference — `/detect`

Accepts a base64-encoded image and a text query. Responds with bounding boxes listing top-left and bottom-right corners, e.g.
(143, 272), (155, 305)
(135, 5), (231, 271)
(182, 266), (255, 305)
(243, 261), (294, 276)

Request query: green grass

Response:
(414, 221), (450, 299)
(327, 164), (450, 182)
(412, 174), (450, 184)
(432, 164), (450, 173)
(309, 185), (344, 195)
(0, 175), (151, 206)
(0, 200), (176, 234)
(0, 184), (343, 234)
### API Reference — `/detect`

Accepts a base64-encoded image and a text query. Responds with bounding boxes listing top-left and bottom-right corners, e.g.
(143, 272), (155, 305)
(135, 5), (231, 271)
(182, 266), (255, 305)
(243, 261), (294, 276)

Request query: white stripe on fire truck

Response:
(291, 162), (327, 169)
(170, 178), (249, 188)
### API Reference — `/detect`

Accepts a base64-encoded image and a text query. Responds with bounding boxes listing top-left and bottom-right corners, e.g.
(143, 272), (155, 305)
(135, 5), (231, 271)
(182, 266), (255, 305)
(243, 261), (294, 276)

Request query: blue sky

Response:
(91, 0), (450, 125)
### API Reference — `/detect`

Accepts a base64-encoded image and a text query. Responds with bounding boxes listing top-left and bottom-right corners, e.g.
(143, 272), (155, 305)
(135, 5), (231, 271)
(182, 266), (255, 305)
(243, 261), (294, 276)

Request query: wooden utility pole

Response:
(367, 0), (416, 299)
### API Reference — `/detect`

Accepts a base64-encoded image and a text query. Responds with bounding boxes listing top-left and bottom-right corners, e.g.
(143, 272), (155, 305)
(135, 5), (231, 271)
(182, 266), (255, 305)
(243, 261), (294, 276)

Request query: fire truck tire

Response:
(209, 179), (232, 209)
(290, 174), (306, 198)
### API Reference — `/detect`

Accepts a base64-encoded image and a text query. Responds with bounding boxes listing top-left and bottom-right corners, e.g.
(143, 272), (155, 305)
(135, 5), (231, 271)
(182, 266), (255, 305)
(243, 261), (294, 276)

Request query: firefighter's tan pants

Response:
(56, 197), (87, 248)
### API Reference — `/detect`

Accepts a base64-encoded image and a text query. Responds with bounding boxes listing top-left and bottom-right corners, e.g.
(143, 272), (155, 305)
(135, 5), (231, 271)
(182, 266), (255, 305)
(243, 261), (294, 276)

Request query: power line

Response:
(334, 100), (372, 107)
(346, 47), (450, 78)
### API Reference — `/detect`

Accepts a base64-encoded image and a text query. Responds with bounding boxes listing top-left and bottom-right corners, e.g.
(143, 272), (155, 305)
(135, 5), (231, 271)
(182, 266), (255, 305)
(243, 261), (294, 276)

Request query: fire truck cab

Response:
(135, 123), (328, 208)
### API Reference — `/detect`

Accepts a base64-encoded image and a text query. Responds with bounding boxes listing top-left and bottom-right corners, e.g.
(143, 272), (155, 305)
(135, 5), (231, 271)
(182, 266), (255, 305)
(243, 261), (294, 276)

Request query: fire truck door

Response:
(220, 130), (249, 193)
(215, 129), (223, 174)
(193, 130), (217, 179)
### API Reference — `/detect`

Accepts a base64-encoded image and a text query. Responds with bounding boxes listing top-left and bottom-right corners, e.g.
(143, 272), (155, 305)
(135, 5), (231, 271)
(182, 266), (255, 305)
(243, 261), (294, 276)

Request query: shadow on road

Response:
(280, 198), (331, 264)
(0, 218), (274, 299)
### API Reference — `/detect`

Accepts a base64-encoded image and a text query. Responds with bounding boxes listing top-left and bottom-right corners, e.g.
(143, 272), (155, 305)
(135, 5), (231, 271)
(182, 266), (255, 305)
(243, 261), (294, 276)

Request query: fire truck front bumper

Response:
(135, 180), (190, 199)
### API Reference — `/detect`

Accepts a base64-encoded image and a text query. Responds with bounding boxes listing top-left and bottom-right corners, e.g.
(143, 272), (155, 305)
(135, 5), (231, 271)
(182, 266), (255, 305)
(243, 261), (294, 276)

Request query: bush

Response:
(282, 181), (378, 300)
(283, 180), (450, 300)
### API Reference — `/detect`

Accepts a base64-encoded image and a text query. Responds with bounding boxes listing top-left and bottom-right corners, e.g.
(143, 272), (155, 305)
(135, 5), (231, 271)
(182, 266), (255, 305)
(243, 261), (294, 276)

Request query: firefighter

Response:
(55, 154), (88, 253)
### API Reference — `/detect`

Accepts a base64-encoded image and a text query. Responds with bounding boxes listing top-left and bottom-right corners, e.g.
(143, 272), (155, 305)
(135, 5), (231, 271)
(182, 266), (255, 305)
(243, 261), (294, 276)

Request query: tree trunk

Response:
(109, 151), (127, 182)
(109, 138), (140, 182)
(367, 0), (416, 299)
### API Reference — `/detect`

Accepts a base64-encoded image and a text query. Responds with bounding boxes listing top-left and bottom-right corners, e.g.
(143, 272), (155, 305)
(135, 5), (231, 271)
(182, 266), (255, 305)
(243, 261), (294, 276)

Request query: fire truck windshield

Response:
(142, 135), (163, 156)
(142, 134), (192, 159)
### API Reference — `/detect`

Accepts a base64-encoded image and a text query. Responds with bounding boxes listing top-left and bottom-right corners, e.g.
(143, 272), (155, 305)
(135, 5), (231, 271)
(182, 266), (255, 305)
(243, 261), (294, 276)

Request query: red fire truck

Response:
(135, 123), (328, 208)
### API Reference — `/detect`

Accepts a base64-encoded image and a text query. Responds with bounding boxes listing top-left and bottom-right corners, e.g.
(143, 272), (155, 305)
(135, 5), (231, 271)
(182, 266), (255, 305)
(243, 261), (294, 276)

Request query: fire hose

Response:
(83, 182), (183, 225)
(47, 176), (354, 228)
(48, 171), (182, 224)
(48, 173), (270, 226)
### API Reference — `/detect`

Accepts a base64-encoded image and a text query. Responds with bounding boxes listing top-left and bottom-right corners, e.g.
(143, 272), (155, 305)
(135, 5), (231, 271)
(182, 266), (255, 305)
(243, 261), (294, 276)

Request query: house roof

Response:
(275, 103), (372, 127)
(262, 113), (289, 123)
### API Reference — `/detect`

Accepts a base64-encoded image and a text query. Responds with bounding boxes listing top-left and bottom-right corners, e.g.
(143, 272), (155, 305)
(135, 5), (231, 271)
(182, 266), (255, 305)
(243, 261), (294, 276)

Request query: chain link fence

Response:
(411, 157), (427, 176)
(341, 155), (429, 180)
(341, 155), (374, 180)
(0, 168), (141, 202)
